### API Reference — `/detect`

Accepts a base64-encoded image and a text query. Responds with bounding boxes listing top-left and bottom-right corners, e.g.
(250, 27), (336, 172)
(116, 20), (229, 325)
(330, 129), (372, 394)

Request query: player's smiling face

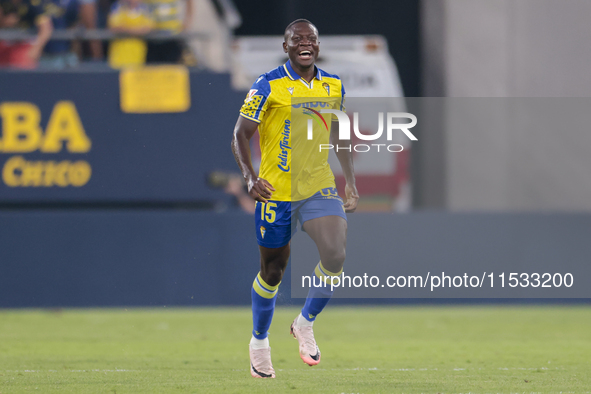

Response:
(283, 22), (319, 69)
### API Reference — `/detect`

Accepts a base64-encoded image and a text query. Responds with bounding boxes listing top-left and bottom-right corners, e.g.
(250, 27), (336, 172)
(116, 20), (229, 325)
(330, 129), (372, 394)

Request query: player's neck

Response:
(291, 63), (315, 83)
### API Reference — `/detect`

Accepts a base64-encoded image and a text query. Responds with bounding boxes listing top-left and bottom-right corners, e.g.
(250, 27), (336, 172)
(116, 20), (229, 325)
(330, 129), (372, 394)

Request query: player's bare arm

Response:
(331, 120), (359, 212)
(231, 116), (276, 203)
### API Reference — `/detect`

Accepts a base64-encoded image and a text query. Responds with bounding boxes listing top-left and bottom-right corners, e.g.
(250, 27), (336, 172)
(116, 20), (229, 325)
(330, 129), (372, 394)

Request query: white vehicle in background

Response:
(232, 35), (411, 211)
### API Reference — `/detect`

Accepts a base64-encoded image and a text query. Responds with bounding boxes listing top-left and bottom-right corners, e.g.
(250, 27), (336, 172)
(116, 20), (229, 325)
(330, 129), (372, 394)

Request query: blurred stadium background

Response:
(1, 0), (591, 391)
(1, 0), (590, 307)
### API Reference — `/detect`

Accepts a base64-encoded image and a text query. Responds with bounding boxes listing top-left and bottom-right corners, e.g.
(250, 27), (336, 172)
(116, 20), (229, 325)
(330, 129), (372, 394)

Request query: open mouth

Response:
(299, 50), (312, 60)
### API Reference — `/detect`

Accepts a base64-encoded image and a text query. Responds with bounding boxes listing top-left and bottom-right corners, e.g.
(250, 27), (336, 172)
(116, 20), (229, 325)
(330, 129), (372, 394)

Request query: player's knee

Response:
(323, 246), (346, 269)
(261, 268), (283, 287)
(260, 259), (287, 286)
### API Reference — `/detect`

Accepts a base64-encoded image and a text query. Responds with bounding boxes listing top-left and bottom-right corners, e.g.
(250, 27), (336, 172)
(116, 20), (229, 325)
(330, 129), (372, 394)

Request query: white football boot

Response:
(290, 316), (321, 366)
(249, 345), (276, 378)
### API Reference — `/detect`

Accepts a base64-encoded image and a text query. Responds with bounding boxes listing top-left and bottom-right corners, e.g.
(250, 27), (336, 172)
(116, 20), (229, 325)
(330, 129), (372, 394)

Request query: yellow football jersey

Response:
(108, 3), (155, 69)
(240, 61), (346, 201)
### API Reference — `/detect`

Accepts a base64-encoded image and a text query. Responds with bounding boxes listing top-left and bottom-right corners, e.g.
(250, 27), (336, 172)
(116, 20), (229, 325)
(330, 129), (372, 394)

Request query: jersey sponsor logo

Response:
(277, 120), (291, 172)
(287, 87), (294, 95)
(291, 101), (332, 109)
(322, 82), (330, 95)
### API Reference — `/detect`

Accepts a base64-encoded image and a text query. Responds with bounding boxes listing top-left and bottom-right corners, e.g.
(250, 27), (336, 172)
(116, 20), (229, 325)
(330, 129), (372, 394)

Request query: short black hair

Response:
(284, 19), (318, 40)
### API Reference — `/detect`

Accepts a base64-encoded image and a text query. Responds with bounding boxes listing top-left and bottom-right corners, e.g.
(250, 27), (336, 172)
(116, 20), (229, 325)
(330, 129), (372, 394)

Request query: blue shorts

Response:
(255, 187), (347, 248)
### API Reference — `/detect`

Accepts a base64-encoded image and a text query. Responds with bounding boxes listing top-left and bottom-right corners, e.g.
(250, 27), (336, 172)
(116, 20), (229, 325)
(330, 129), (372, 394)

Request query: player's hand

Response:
(343, 183), (359, 213)
(247, 177), (276, 203)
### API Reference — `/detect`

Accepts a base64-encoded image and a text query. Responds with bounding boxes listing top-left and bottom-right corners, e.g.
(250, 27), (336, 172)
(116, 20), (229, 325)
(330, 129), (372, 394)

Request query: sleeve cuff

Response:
(239, 112), (261, 124)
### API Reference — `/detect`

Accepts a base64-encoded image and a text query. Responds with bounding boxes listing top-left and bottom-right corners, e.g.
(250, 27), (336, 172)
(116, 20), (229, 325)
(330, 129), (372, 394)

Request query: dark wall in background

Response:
(1, 211), (589, 307)
(233, 0), (421, 97)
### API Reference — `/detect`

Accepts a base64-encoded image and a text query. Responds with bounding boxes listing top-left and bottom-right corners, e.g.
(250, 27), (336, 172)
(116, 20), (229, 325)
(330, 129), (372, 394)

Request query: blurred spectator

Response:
(0, 0), (53, 68)
(107, 0), (153, 68)
(207, 171), (255, 213)
(41, 0), (103, 68)
(224, 173), (255, 214)
(144, 0), (192, 64)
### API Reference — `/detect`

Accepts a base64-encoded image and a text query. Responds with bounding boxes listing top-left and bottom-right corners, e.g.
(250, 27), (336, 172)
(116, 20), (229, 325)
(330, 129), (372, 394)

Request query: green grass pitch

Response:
(1, 306), (590, 393)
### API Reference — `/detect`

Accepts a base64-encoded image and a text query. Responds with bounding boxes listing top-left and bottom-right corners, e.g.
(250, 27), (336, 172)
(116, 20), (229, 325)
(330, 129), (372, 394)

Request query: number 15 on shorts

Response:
(260, 202), (277, 223)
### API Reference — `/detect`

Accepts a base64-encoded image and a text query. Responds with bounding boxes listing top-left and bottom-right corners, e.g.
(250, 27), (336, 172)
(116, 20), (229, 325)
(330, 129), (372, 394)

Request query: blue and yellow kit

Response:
(239, 60), (345, 202)
(240, 60), (347, 248)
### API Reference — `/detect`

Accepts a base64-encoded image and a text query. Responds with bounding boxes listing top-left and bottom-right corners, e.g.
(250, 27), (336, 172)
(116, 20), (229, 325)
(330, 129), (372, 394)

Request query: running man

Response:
(231, 19), (358, 379)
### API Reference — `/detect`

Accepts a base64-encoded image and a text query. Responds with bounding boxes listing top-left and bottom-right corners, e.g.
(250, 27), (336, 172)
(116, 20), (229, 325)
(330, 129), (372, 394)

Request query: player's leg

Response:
(250, 201), (292, 378)
(251, 244), (290, 343)
(259, 244), (291, 286)
(302, 215), (347, 273)
(250, 244), (290, 379)
(299, 214), (347, 320)
(290, 215), (347, 365)
(290, 189), (348, 365)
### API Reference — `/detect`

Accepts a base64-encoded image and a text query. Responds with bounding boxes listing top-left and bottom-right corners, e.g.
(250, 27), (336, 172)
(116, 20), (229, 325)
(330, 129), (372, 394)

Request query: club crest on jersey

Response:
(322, 82), (330, 95)
(260, 226), (266, 239)
(287, 87), (294, 95)
(246, 89), (258, 102)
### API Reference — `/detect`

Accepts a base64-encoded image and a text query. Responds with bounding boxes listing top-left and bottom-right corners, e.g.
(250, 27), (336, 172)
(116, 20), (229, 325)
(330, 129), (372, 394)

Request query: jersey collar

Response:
(283, 60), (322, 83)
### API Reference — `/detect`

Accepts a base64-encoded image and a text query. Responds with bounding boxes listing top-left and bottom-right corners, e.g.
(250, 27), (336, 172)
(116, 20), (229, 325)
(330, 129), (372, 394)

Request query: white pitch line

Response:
(4, 369), (138, 373)
(6, 366), (562, 373)
(233, 366), (562, 372)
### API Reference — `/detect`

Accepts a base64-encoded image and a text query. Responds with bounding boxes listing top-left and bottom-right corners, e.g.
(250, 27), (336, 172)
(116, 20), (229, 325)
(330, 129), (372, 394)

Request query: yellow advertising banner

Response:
(120, 66), (191, 113)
